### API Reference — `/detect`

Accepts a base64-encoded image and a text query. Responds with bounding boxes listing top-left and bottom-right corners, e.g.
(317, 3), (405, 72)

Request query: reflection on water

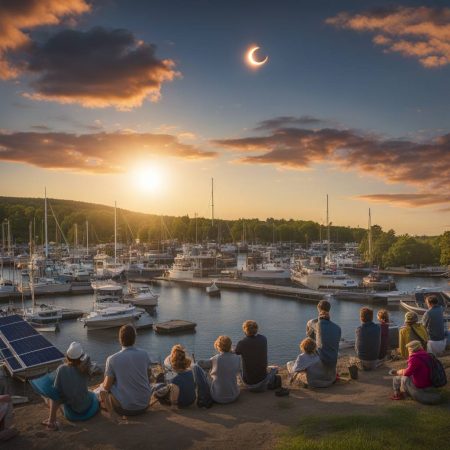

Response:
(3, 274), (448, 365)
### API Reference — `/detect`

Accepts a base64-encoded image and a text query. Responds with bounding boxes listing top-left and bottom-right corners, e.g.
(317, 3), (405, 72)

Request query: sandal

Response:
(41, 420), (60, 431)
(390, 393), (405, 401)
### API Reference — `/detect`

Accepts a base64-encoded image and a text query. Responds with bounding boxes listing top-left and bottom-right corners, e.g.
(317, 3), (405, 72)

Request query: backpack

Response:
(268, 374), (282, 390)
(427, 353), (447, 388)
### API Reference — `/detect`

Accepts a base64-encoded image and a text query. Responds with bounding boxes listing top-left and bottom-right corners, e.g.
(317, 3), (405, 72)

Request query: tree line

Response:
(0, 197), (448, 267)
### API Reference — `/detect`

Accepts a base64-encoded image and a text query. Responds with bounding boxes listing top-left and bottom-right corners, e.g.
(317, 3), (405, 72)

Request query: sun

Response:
(131, 165), (164, 193)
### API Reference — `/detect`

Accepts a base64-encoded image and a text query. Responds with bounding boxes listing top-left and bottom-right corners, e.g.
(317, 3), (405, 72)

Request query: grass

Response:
(278, 404), (450, 450)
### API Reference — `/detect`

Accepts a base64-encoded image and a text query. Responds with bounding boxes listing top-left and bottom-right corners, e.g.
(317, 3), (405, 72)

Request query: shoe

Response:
(390, 393), (405, 401)
(275, 387), (290, 397)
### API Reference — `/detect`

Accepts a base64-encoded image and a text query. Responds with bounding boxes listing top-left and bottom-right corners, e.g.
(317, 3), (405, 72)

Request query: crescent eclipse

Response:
(247, 46), (268, 66)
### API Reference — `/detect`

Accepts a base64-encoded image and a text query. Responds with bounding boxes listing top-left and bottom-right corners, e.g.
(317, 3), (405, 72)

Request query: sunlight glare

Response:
(132, 165), (164, 193)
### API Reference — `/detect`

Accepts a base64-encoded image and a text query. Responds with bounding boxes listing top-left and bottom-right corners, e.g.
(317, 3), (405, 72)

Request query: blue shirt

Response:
(422, 305), (445, 341)
(355, 321), (381, 361)
(172, 370), (196, 407)
(315, 318), (341, 367)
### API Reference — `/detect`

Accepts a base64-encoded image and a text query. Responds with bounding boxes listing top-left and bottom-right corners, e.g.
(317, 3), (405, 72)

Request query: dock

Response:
(157, 277), (324, 302)
(154, 320), (197, 334)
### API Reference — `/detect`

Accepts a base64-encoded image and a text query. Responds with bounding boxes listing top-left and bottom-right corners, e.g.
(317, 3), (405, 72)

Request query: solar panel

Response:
(0, 315), (64, 375)
(20, 347), (64, 368)
(1, 322), (39, 341)
(0, 315), (23, 327)
(10, 335), (51, 355)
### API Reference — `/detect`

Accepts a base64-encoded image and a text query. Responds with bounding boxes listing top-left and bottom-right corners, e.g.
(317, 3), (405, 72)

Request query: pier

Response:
(156, 277), (325, 302)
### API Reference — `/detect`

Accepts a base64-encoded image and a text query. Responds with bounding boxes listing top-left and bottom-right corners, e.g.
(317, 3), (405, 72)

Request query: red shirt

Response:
(403, 350), (432, 389)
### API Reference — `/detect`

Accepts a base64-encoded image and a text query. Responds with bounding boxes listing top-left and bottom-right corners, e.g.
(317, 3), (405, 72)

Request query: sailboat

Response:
(23, 194), (62, 332)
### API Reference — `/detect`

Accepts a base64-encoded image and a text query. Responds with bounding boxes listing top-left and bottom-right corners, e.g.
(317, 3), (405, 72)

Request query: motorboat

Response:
(124, 285), (159, 307)
(82, 304), (139, 330)
(362, 272), (396, 290)
(241, 263), (291, 282)
(23, 304), (62, 332)
(292, 264), (358, 291)
(399, 289), (449, 319)
(19, 277), (71, 296)
(206, 281), (221, 297)
(91, 280), (124, 308)
(0, 279), (17, 297)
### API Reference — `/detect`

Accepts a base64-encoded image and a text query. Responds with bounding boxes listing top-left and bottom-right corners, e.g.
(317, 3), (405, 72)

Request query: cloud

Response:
(254, 116), (325, 130)
(0, 0), (90, 79)
(0, 131), (216, 173)
(213, 125), (450, 201)
(23, 27), (180, 110)
(326, 6), (450, 68)
(30, 125), (52, 131)
(357, 193), (450, 208)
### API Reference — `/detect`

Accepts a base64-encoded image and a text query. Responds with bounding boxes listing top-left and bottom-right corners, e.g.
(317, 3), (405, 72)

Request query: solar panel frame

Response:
(1, 322), (39, 341)
(10, 335), (53, 355)
(19, 347), (64, 369)
(0, 337), (7, 350)
(5, 356), (22, 371)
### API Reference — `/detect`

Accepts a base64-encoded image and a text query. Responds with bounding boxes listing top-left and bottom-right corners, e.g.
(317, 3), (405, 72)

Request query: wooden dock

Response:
(157, 277), (324, 302)
(154, 320), (197, 334)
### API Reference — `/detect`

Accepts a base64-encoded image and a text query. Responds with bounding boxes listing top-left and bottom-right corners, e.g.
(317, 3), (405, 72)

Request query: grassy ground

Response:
(278, 404), (450, 450)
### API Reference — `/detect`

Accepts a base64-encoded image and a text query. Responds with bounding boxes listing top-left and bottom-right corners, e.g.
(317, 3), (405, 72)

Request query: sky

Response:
(0, 0), (449, 235)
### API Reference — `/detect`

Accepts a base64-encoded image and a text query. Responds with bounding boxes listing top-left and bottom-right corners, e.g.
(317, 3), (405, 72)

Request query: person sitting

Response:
(235, 320), (277, 392)
(422, 295), (446, 356)
(355, 307), (381, 370)
(391, 340), (441, 404)
(30, 342), (99, 430)
(287, 337), (320, 386)
(198, 335), (241, 404)
(100, 325), (153, 417)
(168, 345), (197, 408)
(398, 312), (428, 359)
(377, 309), (390, 360)
(305, 300), (341, 387)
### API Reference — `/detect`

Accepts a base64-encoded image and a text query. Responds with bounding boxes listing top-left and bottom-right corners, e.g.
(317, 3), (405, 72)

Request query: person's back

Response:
(54, 364), (91, 413)
(355, 322), (381, 362)
(377, 310), (390, 360)
(316, 318), (341, 367)
(235, 333), (267, 385)
(422, 304), (445, 342)
(105, 346), (152, 411)
(404, 349), (432, 389)
(172, 370), (196, 407)
(399, 323), (428, 358)
(210, 352), (241, 403)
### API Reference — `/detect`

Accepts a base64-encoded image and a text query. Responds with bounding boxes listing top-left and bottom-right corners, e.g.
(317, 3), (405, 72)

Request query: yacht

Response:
(19, 277), (71, 296)
(82, 304), (139, 330)
(124, 284), (159, 307)
(0, 279), (17, 298)
(362, 272), (396, 290)
(91, 280), (124, 308)
(23, 304), (62, 332)
(241, 262), (291, 282)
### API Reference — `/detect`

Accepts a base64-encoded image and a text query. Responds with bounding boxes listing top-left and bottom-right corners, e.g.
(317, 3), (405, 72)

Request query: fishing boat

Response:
(362, 272), (396, 290)
(124, 284), (159, 307)
(206, 281), (221, 297)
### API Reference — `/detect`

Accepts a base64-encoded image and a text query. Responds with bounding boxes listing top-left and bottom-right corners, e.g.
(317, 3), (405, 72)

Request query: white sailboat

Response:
(23, 199), (62, 332)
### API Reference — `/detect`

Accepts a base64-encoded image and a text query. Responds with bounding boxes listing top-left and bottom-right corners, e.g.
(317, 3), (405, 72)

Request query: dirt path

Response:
(5, 354), (450, 450)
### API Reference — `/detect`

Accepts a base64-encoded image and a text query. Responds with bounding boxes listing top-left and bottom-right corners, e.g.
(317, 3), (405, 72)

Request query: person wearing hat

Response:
(31, 341), (99, 430)
(390, 340), (433, 401)
(398, 311), (428, 359)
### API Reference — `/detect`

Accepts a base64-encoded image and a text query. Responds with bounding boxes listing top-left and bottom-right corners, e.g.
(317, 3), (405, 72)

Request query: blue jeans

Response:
(244, 367), (277, 393)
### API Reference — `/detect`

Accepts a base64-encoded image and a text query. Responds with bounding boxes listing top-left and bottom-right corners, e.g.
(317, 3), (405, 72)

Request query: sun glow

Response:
(131, 165), (164, 193)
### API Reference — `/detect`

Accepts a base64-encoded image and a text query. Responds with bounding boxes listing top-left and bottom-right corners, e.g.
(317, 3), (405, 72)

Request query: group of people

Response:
(28, 296), (446, 430)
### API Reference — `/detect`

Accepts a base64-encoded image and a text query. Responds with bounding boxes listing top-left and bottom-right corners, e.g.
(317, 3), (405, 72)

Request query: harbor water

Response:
(3, 273), (447, 366)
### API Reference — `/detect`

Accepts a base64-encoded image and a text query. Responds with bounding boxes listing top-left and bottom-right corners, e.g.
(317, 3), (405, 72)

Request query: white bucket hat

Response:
(67, 341), (83, 360)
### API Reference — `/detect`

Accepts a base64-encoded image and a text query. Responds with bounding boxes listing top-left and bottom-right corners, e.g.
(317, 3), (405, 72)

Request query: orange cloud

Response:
(213, 119), (450, 200)
(327, 6), (450, 68)
(0, 131), (216, 173)
(0, 0), (90, 79)
(357, 193), (450, 208)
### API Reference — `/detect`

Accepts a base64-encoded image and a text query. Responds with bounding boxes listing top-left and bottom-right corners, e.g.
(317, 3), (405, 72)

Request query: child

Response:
(287, 337), (320, 385)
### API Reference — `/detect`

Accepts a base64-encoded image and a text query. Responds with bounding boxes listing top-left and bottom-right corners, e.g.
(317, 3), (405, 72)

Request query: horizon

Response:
(0, 1), (449, 236)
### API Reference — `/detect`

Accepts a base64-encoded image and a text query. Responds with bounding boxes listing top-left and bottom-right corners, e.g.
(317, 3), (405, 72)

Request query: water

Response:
(3, 272), (447, 366)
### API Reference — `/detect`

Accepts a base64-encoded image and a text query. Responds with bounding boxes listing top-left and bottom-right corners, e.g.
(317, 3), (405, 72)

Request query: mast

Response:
(44, 187), (48, 259)
(74, 223), (78, 256)
(195, 213), (198, 245)
(211, 178), (214, 226)
(114, 201), (117, 265)
(29, 222), (35, 312)
(86, 220), (89, 256)
(326, 194), (330, 263)
(368, 208), (372, 266)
